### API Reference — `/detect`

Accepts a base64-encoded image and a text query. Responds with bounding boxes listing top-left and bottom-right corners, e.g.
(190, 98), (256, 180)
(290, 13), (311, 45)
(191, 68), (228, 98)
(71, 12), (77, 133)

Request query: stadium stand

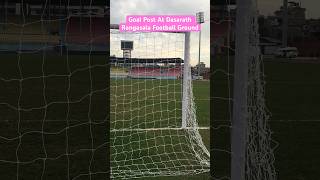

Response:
(1, 16), (59, 34)
(0, 2), (107, 53)
(110, 57), (183, 79)
(65, 16), (107, 53)
(0, 16), (60, 44)
(128, 66), (182, 79)
(109, 57), (184, 64)
(66, 17), (106, 44)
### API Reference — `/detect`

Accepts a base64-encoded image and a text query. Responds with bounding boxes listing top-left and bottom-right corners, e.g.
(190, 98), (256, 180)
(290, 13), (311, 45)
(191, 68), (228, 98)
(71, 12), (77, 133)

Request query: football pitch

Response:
(0, 54), (109, 179)
(0, 53), (210, 179)
(212, 56), (320, 180)
(1, 53), (320, 179)
(110, 79), (210, 179)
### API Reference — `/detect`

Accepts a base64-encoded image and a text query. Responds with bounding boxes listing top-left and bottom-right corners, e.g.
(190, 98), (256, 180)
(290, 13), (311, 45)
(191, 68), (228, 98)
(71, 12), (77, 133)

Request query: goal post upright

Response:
(110, 25), (191, 129)
(110, 25), (210, 179)
(182, 31), (190, 129)
(231, 0), (251, 179)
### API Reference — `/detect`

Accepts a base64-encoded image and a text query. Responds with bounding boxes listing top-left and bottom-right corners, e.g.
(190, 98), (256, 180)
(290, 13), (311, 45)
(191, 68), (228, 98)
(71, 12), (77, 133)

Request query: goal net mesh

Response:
(212, 0), (276, 179)
(0, 2), (108, 179)
(110, 29), (210, 179)
(245, 2), (276, 179)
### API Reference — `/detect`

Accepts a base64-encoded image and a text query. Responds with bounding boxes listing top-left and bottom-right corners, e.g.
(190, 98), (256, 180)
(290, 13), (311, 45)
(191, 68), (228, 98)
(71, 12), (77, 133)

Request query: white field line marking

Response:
(111, 127), (210, 132)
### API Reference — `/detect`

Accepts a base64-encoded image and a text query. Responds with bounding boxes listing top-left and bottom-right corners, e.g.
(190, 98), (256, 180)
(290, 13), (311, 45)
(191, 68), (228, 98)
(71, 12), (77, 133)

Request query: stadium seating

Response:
(0, 16), (60, 44)
(128, 66), (182, 79)
(66, 17), (107, 45)
(1, 16), (59, 35)
(0, 34), (59, 43)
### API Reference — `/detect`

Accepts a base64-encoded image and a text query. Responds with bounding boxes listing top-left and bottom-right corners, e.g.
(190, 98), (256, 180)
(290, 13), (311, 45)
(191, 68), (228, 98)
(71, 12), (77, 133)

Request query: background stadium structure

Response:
(110, 27), (210, 179)
(0, 1), (109, 179)
(0, 0), (107, 54)
(110, 57), (184, 80)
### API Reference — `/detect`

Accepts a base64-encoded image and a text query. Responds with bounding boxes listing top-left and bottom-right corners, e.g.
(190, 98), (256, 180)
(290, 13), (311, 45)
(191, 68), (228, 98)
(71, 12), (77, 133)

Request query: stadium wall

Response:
(0, 42), (56, 53)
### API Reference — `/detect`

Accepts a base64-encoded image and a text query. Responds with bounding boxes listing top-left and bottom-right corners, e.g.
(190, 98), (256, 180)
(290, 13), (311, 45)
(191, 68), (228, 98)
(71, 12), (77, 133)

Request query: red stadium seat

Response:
(66, 17), (107, 45)
(129, 67), (182, 79)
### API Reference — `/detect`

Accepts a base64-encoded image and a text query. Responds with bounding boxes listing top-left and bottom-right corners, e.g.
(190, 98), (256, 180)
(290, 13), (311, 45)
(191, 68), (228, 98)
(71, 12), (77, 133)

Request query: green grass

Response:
(0, 54), (108, 180)
(110, 79), (210, 179)
(0, 53), (210, 179)
(2, 52), (319, 180)
(212, 56), (320, 180)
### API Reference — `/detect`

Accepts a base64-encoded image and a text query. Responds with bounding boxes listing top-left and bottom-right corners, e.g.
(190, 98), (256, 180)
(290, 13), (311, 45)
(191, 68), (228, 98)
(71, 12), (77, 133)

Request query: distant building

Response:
(275, 1), (306, 42)
(259, 37), (282, 55)
(195, 62), (206, 74)
(275, 2), (306, 26)
(259, 15), (282, 40)
(303, 19), (320, 40)
(258, 1), (320, 57)
(192, 62), (209, 79)
(292, 18), (320, 57)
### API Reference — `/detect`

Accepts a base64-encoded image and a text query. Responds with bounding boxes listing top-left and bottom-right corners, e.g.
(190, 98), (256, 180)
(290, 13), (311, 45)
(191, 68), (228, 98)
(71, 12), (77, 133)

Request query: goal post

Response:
(231, 0), (277, 179)
(111, 25), (192, 130)
(110, 25), (209, 179)
(182, 32), (190, 128)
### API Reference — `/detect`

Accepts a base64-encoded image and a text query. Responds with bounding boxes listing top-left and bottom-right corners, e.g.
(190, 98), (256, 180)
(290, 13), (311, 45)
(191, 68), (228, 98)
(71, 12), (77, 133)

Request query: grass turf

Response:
(212, 56), (320, 180)
(1, 53), (319, 180)
(0, 54), (108, 180)
(110, 79), (210, 179)
(0, 53), (210, 179)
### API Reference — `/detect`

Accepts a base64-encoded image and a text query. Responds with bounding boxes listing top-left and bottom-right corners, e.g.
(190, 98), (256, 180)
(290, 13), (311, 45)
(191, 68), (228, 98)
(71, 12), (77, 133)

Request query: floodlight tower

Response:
(196, 12), (204, 77)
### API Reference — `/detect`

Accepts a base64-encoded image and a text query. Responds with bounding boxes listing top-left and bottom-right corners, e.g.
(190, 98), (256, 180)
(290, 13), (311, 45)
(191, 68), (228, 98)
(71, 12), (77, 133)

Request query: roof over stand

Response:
(110, 57), (184, 64)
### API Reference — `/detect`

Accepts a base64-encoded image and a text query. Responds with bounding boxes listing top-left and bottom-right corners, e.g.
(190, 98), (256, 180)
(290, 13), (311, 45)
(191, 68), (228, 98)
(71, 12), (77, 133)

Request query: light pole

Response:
(196, 12), (204, 78)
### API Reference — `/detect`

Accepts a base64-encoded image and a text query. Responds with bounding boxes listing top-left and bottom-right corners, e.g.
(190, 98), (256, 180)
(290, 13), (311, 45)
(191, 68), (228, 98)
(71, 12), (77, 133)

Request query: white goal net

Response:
(0, 2), (108, 179)
(110, 27), (210, 179)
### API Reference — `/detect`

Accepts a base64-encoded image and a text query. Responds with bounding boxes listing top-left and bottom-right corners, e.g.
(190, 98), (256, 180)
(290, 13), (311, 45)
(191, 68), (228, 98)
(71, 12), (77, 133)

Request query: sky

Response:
(110, 0), (210, 67)
(110, 0), (319, 67)
(258, 0), (320, 19)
